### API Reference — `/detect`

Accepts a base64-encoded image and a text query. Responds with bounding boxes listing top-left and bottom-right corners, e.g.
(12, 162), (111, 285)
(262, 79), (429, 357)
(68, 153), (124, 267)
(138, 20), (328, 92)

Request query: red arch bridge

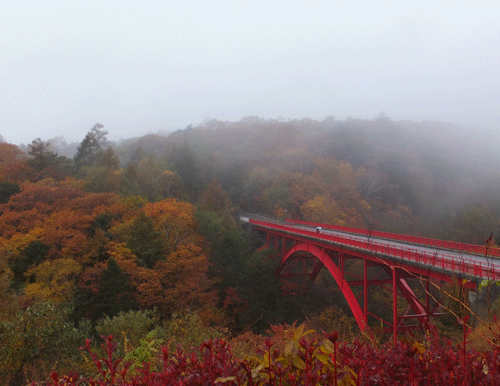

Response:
(241, 214), (500, 338)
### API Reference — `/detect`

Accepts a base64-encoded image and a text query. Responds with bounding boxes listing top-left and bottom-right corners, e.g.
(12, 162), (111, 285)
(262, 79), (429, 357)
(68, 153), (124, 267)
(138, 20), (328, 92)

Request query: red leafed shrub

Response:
(36, 335), (248, 386)
(336, 335), (500, 385)
(32, 330), (500, 386)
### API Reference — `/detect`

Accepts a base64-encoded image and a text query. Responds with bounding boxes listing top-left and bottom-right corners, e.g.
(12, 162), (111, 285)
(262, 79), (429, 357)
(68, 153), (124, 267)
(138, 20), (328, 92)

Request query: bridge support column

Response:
(340, 251), (344, 280)
(364, 258), (368, 321)
(393, 266), (398, 342)
(426, 279), (430, 325)
(281, 238), (287, 265)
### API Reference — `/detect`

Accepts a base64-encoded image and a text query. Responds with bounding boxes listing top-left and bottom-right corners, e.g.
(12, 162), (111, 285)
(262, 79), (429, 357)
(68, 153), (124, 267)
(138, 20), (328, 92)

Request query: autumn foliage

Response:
(0, 177), (216, 321)
(33, 326), (500, 386)
(2, 116), (500, 385)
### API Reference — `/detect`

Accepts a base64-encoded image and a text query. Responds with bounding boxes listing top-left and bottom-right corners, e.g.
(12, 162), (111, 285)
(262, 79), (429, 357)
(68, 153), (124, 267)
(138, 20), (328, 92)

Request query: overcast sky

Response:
(1, 1), (499, 145)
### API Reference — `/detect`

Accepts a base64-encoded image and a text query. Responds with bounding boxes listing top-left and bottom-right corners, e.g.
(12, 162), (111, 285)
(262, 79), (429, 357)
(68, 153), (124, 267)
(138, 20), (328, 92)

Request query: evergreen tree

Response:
(96, 147), (120, 170)
(0, 181), (20, 204)
(73, 123), (108, 169)
(95, 258), (138, 318)
(27, 138), (74, 179)
(167, 143), (203, 201)
(198, 179), (235, 228)
(73, 258), (138, 321)
(27, 138), (57, 172)
(9, 241), (49, 290)
(119, 163), (146, 197)
(127, 212), (163, 268)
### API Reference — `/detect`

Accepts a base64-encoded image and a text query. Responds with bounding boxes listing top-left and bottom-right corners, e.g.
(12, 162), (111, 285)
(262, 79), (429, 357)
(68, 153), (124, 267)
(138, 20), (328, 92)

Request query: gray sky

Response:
(1, 0), (499, 145)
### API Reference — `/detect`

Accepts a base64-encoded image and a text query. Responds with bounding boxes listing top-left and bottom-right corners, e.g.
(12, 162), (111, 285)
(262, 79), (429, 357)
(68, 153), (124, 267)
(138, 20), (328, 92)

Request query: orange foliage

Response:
(66, 192), (120, 215)
(143, 199), (200, 254)
(0, 143), (25, 163)
(0, 162), (33, 183)
(40, 209), (93, 259)
(78, 262), (106, 293)
(0, 180), (127, 263)
(123, 243), (215, 315)
(0, 177), (216, 319)
(0, 142), (33, 182)
(5, 183), (86, 214)
(109, 199), (217, 315)
(0, 210), (45, 238)
(0, 143), (31, 182)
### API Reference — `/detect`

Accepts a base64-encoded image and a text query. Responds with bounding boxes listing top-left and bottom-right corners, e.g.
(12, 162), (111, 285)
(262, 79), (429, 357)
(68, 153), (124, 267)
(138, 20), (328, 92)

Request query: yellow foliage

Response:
(58, 177), (87, 190)
(119, 195), (148, 210)
(0, 227), (44, 258)
(301, 195), (346, 226)
(106, 241), (136, 261)
(24, 258), (82, 303)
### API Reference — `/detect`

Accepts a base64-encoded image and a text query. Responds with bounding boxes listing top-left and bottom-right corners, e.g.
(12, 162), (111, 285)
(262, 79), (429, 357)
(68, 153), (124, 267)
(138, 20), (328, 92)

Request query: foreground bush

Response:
(32, 327), (500, 386)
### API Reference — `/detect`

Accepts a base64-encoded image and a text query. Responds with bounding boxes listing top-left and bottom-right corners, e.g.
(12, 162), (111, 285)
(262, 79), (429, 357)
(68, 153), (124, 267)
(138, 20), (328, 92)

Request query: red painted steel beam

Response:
(382, 266), (427, 321)
(281, 243), (368, 331)
(364, 258), (368, 320)
(307, 261), (325, 283)
(349, 279), (393, 286)
(393, 267), (398, 341)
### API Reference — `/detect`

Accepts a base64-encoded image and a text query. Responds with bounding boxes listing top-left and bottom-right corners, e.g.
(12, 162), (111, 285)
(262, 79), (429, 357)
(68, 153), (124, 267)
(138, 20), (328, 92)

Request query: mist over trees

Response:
(1, 116), (500, 384)
(6, 116), (500, 241)
(116, 115), (498, 241)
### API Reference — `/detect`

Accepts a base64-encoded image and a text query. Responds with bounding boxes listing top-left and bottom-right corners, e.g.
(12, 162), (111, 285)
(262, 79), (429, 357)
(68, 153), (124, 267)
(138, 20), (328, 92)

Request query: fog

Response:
(1, 1), (499, 145)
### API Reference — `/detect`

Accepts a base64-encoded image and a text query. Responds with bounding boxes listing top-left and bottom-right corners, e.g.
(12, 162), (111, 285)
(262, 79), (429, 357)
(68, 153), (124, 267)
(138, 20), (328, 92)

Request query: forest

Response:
(1, 116), (500, 385)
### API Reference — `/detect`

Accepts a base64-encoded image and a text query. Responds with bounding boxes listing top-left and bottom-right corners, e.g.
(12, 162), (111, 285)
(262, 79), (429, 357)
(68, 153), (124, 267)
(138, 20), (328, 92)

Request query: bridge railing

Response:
(251, 219), (500, 281)
(285, 219), (500, 258)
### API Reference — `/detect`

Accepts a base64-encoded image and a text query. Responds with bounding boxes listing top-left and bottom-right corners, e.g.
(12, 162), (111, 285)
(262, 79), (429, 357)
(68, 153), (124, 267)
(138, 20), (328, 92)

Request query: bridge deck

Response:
(241, 215), (500, 282)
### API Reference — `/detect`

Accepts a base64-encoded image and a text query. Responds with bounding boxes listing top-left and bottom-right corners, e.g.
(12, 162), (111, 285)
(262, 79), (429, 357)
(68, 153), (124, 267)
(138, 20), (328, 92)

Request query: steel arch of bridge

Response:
(252, 220), (481, 339)
(279, 243), (369, 331)
(272, 238), (436, 338)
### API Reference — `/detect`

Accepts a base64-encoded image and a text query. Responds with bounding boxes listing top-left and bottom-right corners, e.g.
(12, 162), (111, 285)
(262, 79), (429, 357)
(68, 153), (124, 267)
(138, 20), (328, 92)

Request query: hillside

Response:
(1, 117), (500, 384)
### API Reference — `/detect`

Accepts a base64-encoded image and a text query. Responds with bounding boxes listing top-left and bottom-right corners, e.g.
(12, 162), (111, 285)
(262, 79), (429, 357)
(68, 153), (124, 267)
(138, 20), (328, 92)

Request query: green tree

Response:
(263, 185), (290, 212)
(27, 138), (56, 172)
(0, 181), (20, 204)
(198, 179), (235, 228)
(127, 212), (163, 268)
(26, 138), (74, 179)
(167, 143), (203, 201)
(136, 157), (170, 201)
(196, 213), (249, 297)
(95, 309), (159, 357)
(119, 163), (146, 197)
(96, 147), (120, 170)
(454, 204), (496, 245)
(211, 228), (251, 290)
(200, 223), (296, 333)
(232, 248), (291, 333)
(74, 123), (108, 169)
(0, 301), (91, 386)
(84, 166), (121, 193)
(9, 241), (49, 291)
(73, 258), (138, 321)
(96, 258), (138, 318)
(195, 210), (224, 244)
